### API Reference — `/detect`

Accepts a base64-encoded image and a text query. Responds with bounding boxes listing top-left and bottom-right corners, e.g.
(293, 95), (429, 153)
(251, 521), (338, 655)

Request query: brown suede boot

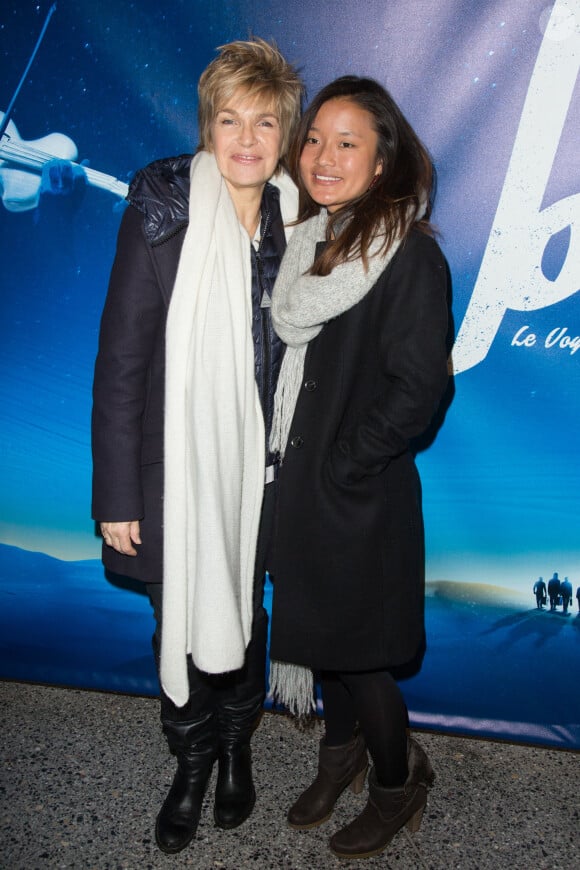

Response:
(329, 737), (435, 859)
(288, 731), (368, 829)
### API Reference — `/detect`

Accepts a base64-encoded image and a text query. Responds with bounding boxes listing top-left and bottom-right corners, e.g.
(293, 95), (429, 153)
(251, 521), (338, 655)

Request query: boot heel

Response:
(405, 804), (424, 833)
(349, 763), (368, 795)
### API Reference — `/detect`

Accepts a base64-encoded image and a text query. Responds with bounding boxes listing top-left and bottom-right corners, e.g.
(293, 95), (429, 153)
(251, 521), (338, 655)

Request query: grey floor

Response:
(1, 681), (577, 870)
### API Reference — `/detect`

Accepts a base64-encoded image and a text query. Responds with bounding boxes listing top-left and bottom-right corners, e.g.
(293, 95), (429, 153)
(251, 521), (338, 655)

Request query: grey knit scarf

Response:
(270, 210), (405, 461)
(268, 209), (409, 718)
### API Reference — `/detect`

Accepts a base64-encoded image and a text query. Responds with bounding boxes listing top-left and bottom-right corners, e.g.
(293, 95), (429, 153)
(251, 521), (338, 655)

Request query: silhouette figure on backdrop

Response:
(547, 572), (561, 611)
(560, 577), (573, 614)
(533, 577), (546, 609)
(576, 586), (580, 612)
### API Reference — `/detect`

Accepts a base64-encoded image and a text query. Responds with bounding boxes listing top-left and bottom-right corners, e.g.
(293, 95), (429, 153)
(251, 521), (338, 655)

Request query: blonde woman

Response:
(92, 39), (303, 854)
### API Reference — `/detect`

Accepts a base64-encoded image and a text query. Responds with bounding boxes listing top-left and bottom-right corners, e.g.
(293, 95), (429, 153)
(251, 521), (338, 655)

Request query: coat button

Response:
(290, 435), (304, 449)
(304, 379), (317, 391)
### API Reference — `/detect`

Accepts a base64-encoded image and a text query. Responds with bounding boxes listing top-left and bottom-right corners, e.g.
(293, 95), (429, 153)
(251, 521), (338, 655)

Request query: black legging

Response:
(320, 668), (409, 788)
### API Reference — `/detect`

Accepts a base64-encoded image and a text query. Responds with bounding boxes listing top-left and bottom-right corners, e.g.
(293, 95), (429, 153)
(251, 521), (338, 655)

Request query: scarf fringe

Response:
(268, 660), (317, 719)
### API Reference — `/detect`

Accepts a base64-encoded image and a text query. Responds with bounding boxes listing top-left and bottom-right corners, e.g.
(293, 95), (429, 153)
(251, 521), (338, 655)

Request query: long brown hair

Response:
(290, 76), (434, 275)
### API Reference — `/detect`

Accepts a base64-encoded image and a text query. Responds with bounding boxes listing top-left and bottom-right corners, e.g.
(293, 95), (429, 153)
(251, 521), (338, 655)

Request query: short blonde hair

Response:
(197, 37), (303, 165)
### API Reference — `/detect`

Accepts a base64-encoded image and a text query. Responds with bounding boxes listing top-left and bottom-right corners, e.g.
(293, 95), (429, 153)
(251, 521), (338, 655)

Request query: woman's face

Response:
(211, 89), (282, 198)
(299, 98), (382, 213)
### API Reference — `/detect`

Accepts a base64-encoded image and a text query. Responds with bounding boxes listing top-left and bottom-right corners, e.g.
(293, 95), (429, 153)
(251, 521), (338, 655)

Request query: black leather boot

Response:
(214, 691), (263, 829)
(155, 711), (217, 854)
(213, 600), (268, 830)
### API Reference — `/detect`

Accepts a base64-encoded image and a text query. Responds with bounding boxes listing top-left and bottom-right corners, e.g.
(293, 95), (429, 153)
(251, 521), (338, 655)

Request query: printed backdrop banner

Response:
(0, 0), (578, 748)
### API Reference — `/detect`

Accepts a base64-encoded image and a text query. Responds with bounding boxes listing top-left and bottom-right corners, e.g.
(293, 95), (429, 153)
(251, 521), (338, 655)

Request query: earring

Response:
(368, 174), (380, 190)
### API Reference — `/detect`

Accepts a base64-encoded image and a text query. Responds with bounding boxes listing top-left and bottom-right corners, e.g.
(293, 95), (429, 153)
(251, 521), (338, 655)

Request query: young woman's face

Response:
(211, 89), (282, 198)
(299, 98), (382, 213)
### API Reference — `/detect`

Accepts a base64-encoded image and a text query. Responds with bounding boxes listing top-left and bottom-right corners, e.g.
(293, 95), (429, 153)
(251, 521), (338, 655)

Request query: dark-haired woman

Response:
(268, 76), (449, 859)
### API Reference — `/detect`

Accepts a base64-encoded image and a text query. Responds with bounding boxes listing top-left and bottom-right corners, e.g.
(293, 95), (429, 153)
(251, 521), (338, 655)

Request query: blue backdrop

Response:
(1, 0), (578, 748)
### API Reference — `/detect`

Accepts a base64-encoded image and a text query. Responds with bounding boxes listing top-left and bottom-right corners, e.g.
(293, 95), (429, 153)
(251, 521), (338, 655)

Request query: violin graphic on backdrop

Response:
(0, 110), (129, 213)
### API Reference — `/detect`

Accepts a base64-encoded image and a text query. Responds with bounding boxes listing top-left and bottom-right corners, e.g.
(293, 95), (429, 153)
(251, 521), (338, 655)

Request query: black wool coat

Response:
(269, 230), (449, 673)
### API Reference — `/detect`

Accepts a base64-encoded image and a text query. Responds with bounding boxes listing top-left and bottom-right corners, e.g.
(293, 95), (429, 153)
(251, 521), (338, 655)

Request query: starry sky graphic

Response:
(0, 0), (578, 593)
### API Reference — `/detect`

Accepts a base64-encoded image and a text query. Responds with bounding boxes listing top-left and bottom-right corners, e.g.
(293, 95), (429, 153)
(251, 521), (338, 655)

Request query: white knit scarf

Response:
(161, 150), (297, 708)
(269, 208), (417, 718)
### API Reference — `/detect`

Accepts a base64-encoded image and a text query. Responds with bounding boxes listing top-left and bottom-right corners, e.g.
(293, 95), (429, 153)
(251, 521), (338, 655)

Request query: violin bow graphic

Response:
(0, 3), (57, 142)
(0, 4), (128, 211)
